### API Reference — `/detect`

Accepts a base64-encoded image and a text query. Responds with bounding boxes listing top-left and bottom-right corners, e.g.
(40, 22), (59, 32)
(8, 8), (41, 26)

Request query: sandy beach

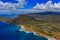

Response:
(18, 25), (56, 40)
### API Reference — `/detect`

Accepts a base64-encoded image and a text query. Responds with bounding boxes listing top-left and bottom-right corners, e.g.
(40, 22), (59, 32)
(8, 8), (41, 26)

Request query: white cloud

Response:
(16, 0), (27, 8)
(0, 0), (28, 15)
(0, 0), (29, 15)
(34, 3), (46, 10)
(0, 0), (27, 10)
(0, 0), (43, 15)
(33, 1), (60, 12)
(0, 0), (60, 15)
(54, 2), (60, 9)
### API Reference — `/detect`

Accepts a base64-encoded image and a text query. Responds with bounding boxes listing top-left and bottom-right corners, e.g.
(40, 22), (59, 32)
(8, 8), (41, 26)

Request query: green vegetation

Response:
(0, 13), (60, 40)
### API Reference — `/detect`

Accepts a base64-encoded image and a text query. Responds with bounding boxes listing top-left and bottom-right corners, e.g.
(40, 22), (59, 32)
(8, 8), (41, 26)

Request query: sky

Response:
(0, 0), (60, 14)
(1, 0), (60, 9)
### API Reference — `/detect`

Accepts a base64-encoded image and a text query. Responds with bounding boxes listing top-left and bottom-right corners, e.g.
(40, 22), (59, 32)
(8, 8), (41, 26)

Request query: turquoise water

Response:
(0, 21), (48, 40)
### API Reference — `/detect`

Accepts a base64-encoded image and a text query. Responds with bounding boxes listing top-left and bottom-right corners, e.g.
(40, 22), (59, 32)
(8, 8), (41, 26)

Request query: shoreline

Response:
(19, 25), (56, 40)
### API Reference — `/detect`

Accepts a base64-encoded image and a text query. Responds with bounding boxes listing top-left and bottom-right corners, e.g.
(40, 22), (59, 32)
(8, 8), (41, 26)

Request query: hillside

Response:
(0, 12), (60, 40)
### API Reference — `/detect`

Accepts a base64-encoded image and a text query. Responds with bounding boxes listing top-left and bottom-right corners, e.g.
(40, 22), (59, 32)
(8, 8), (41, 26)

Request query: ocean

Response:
(0, 20), (48, 40)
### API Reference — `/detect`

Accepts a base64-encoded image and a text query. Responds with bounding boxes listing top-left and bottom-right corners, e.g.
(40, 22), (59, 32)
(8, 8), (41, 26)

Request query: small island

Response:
(0, 12), (60, 40)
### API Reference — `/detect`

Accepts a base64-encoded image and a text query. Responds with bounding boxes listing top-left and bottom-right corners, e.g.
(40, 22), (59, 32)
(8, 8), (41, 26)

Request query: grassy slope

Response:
(0, 12), (60, 40)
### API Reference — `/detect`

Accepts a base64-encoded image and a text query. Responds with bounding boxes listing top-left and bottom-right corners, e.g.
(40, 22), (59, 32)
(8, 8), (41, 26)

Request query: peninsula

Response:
(0, 12), (60, 40)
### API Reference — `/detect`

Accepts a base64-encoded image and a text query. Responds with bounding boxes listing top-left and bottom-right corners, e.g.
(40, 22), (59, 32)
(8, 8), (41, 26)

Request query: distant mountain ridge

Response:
(24, 11), (60, 15)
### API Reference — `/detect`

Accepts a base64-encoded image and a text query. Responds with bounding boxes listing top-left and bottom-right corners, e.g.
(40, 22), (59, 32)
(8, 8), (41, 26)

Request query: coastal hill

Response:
(0, 11), (60, 40)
